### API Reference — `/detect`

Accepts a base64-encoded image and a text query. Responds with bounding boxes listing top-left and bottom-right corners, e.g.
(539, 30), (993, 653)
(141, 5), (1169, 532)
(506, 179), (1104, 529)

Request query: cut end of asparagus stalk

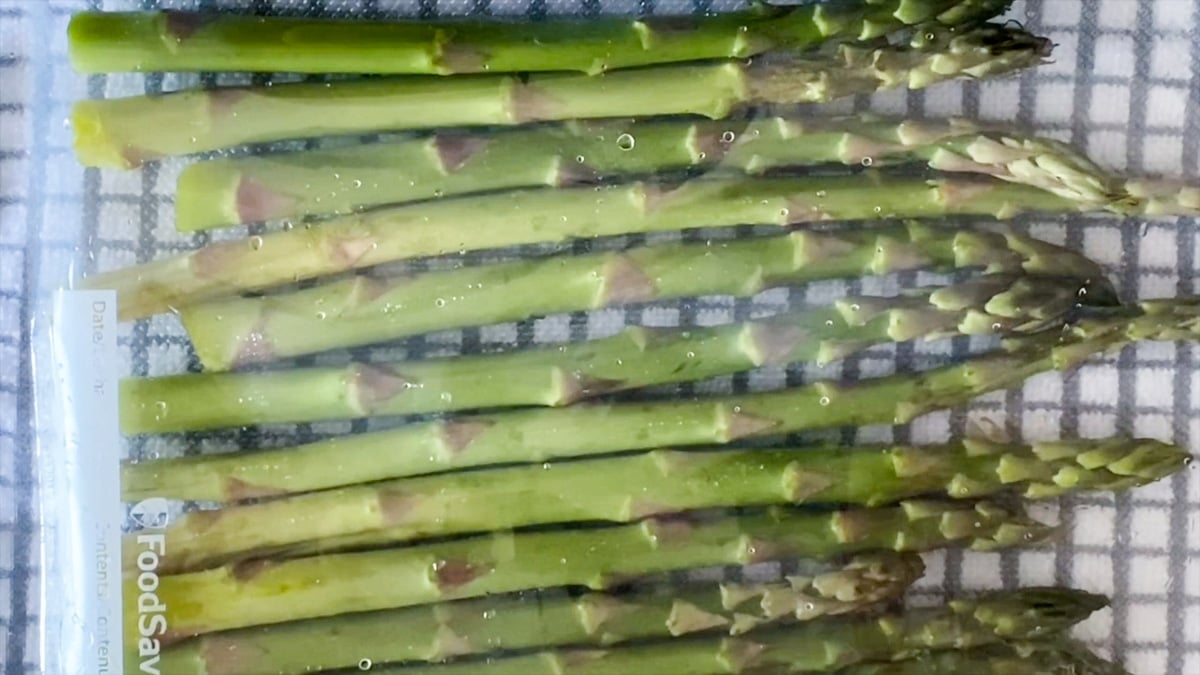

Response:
(72, 99), (138, 169)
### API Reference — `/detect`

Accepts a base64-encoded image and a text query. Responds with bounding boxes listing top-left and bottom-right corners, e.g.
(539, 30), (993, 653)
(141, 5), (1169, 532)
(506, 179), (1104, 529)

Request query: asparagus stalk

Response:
(174, 115), (1139, 232)
(368, 588), (1106, 675)
(69, 1), (1012, 75)
(89, 171), (1103, 323)
(125, 272), (1101, 429)
(138, 500), (1050, 638)
(152, 437), (1184, 573)
(179, 244), (1100, 372)
(125, 293), (1195, 505)
(72, 23), (1050, 168)
(839, 641), (1130, 675)
(157, 553), (922, 675)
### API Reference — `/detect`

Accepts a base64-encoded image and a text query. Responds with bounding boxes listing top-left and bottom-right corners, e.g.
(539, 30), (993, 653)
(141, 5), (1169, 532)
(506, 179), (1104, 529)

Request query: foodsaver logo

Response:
(130, 498), (170, 674)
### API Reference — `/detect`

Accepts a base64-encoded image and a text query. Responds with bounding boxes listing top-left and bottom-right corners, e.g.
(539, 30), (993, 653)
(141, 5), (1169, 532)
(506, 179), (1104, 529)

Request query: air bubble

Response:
(861, 157), (874, 167)
(358, 658), (373, 671)
(575, 155), (586, 163)
(720, 130), (736, 143)
(248, 236), (264, 251)
(616, 133), (636, 151)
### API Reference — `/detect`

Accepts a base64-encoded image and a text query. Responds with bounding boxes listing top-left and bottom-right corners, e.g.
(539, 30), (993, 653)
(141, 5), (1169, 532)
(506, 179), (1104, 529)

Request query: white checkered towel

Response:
(1, 1), (1198, 673)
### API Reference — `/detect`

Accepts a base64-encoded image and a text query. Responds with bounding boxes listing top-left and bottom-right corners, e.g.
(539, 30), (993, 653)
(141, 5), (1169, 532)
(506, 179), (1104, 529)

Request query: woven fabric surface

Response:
(1, 0), (1199, 673)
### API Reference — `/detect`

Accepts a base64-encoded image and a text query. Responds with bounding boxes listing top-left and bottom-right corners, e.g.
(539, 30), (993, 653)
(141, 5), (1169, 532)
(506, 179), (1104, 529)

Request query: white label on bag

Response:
(52, 290), (122, 675)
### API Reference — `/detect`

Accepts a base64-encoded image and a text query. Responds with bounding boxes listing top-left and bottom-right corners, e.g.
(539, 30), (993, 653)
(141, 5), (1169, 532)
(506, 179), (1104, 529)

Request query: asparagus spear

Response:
(179, 246), (1099, 372)
(174, 115), (1133, 232)
(127, 293), (1196, 505)
(90, 172), (1105, 323)
(157, 553), (922, 675)
(138, 500), (1050, 638)
(126, 272), (1101, 429)
(368, 588), (1107, 675)
(839, 641), (1130, 675)
(72, 22), (1050, 168)
(153, 437), (1183, 573)
(69, 1), (1012, 75)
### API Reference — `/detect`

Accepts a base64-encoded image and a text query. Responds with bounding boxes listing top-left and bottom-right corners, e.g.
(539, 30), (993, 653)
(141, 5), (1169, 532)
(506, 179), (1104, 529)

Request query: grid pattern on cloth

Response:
(1, 0), (1199, 673)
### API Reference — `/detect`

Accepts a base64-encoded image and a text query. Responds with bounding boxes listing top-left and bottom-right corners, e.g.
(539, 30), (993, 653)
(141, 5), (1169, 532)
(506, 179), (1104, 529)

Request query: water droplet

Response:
(720, 130), (736, 143)
(248, 236), (264, 251)
(434, 298), (446, 307)
(779, 207), (790, 218)
(685, 351), (696, 359)
(697, 151), (707, 160)
(315, 310), (327, 320)
(818, 396), (830, 406)
(873, 205), (883, 214)
(616, 133), (636, 151)
(153, 401), (169, 420)
(861, 157), (874, 167)
(575, 155), (586, 163)
(358, 658), (373, 671)
(352, 179), (363, 188)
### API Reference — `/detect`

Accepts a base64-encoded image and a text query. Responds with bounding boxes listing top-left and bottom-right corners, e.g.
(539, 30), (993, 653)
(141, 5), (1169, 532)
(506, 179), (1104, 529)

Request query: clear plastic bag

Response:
(5, 1), (1198, 674)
